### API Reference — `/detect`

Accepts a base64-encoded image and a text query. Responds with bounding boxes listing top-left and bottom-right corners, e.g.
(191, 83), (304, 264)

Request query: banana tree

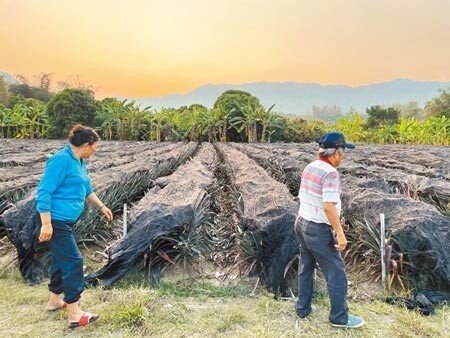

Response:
(27, 101), (49, 138)
(8, 103), (32, 138)
(150, 107), (169, 142)
(97, 99), (127, 140)
(122, 103), (146, 140)
(397, 117), (417, 144)
(192, 107), (225, 142)
(229, 104), (261, 143)
(335, 112), (364, 143)
(424, 116), (450, 145)
(259, 104), (283, 143)
(0, 105), (11, 138)
(212, 104), (230, 142)
(206, 107), (226, 142)
(179, 107), (205, 141)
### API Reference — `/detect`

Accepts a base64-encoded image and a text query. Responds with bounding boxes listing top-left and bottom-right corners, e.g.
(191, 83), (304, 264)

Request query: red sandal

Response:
(69, 312), (99, 329)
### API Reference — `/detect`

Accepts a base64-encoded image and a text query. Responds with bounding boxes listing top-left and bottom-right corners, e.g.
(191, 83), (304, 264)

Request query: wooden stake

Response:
(123, 203), (128, 237)
(380, 213), (386, 290)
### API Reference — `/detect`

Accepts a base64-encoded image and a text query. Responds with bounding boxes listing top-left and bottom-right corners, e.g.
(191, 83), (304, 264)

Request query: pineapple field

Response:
(1, 139), (449, 297)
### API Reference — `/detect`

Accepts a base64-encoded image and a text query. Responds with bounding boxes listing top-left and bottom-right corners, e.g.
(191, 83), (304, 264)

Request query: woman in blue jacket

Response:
(36, 124), (113, 328)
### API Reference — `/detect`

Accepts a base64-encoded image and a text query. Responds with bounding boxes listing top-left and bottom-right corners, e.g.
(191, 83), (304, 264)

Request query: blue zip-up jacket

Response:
(36, 144), (93, 222)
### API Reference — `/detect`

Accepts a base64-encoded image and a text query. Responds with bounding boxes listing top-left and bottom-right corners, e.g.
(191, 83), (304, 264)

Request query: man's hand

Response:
(335, 233), (348, 251)
(340, 217), (349, 232)
(323, 202), (347, 251)
(39, 223), (53, 242)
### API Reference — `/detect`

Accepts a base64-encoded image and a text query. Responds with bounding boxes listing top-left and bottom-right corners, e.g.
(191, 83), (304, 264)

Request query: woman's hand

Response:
(86, 193), (113, 221)
(39, 223), (53, 242)
(100, 206), (113, 221)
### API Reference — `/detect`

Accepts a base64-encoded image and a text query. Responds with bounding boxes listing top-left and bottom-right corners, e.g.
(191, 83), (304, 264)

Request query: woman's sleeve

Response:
(84, 164), (93, 197)
(36, 156), (68, 212)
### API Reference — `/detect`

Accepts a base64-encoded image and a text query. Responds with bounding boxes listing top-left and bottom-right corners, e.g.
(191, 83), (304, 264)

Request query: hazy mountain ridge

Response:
(134, 79), (450, 115)
(2, 70), (449, 115)
(0, 71), (19, 85)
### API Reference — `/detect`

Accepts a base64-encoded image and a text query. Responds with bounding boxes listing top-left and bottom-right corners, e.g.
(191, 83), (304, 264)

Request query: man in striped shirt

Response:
(295, 132), (365, 329)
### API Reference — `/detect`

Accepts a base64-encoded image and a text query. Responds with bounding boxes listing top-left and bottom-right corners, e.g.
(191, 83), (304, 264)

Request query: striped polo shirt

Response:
(298, 159), (341, 224)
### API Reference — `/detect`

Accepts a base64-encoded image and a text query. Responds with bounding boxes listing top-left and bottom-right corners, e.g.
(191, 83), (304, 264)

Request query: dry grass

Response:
(0, 263), (449, 338)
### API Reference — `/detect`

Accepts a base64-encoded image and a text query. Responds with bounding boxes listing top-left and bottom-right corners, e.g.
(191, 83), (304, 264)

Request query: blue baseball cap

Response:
(318, 132), (355, 149)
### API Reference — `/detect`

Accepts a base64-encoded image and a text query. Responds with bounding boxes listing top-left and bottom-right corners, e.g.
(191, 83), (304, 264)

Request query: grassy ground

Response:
(0, 263), (449, 338)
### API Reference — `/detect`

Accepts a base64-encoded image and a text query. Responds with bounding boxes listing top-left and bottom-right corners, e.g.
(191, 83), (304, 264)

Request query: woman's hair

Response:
(68, 124), (100, 146)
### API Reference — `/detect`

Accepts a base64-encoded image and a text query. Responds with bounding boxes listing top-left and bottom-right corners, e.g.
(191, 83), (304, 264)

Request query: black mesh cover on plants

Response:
(0, 200), (12, 237)
(386, 293), (434, 316)
(342, 184), (450, 292)
(218, 143), (450, 294)
(1, 142), (199, 284)
(216, 144), (299, 296)
(1, 194), (49, 284)
(86, 143), (216, 287)
(228, 142), (308, 197)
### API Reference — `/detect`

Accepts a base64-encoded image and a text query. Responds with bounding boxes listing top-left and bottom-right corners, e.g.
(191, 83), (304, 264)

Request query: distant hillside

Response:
(0, 71), (19, 85)
(2, 70), (449, 116)
(134, 79), (450, 116)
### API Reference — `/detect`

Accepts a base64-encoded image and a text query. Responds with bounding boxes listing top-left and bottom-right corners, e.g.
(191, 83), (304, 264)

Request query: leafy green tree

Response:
(367, 124), (399, 144)
(181, 104), (210, 141)
(8, 73), (53, 102)
(392, 101), (425, 120)
(7, 94), (27, 108)
(311, 105), (344, 123)
(396, 117), (420, 144)
(259, 105), (283, 143)
(96, 98), (151, 140)
(0, 99), (48, 138)
(188, 104), (208, 112)
(229, 103), (283, 143)
(0, 104), (10, 138)
(46, 88), (97, 138)
(213, 90), (262, 142)
(0, 76), (9, 106)
(282, 117), (327, 142)
(163, 108), (185, 141)
(365, 105), (400, 129)
(229, 103), (260, 143)
(421, 116), (450, 145)
(424, 88), (450, 118)
(335, 112), (364, 143)
(150, 107), (170, 142)
(176, 105), (224, 142)
(123, 103), (147, 140)
(8, 84), (33, 99)
(267, 116), (288, 142)
(202, 107), (223, 142)
(210, 103), (229, 142)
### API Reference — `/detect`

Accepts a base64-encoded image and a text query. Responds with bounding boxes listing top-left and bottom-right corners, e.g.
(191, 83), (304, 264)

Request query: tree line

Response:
(1, 74), (449, 144)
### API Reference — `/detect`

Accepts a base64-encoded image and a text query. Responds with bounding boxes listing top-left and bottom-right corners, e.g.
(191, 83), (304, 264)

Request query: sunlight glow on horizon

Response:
(1, 0), (450, 98)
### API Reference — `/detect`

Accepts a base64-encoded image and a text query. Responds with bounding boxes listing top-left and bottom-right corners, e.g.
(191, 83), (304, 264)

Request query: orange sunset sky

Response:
(1, 0), (450, 98)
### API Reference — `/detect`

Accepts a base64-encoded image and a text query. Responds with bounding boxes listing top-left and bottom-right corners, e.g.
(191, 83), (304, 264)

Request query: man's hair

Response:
(318, 147), (344, 158)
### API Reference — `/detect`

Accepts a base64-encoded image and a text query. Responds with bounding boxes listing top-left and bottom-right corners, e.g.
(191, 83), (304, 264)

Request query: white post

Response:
(123, 203), (128, 237)
(380, 213), (386, 289)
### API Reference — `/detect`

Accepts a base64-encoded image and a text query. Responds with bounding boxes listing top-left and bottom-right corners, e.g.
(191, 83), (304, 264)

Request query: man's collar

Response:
(318, 156), (334, 167)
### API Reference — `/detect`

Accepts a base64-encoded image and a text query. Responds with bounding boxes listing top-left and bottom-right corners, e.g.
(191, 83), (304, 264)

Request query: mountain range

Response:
(2, 70), (450, 115)
(0, 71), (19, 85)
(133, 79), (450, 116)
